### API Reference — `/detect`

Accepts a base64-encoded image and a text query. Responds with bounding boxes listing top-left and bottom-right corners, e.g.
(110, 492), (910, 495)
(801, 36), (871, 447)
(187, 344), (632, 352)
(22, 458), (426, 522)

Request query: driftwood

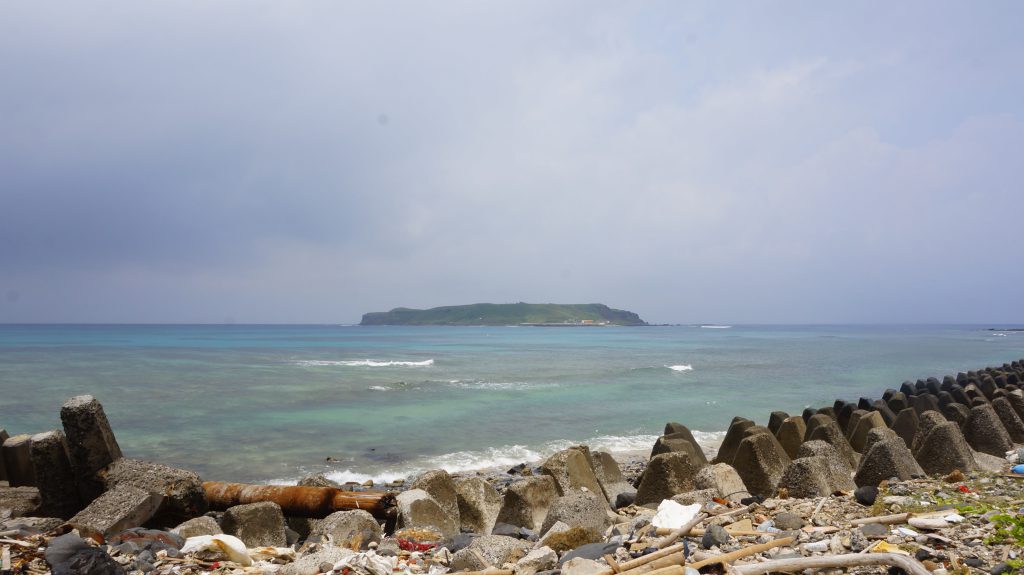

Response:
(687, 536), (796, 569)
(452, 570), (513, 575)
(731, 552), (931, 575)
(850, 512), (910, 526)
(203, 482), (396, 519)
(604, 542), (686, 575)
(655, 513), (708, 549)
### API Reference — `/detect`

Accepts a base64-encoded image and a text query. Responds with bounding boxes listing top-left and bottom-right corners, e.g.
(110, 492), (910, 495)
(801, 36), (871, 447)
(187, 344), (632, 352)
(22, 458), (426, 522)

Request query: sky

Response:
(2, 2), (1023, 324)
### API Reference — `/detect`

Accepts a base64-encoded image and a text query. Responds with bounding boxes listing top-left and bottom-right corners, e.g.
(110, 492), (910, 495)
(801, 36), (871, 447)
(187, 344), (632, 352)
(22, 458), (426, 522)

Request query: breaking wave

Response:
(447, 379), (559, 391)
(667, 364), (693, 372)
(292, 359), (434, 367)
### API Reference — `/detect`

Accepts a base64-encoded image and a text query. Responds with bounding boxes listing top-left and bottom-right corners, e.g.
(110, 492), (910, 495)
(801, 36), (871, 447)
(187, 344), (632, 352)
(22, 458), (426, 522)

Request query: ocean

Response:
(1, 324), (1021, 484)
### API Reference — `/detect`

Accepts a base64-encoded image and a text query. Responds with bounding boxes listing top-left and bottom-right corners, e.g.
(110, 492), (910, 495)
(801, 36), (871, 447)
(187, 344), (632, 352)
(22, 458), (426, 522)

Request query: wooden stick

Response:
(607, 543), (685, 574)
(850, 512), (910, 526)
(453, 570), (513, 575)
(655, 513), (708, 549)
(687, 536), (796, 569)
(714, 504), (753, 518)
(731, 552), (931, 575)
(644, 566), (685, 575)
(687, 528), (766, 537)
(203, 481), (396, 519)
(604, 554), (622, 573)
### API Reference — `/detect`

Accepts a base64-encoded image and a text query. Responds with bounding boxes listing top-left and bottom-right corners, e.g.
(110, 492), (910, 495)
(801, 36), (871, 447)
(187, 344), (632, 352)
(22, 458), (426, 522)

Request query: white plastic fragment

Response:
(181, 534), (252, 566)
(333, 550), (397, 575)
(897, 527), (919, 537)
(803, 540), (829, 553)
(650, 500), (702, 529)
(943, 513), (965, 523)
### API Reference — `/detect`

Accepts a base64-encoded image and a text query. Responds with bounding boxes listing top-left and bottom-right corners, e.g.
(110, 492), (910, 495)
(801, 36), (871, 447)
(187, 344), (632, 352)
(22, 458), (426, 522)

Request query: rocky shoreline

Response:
(3, 360), (1024, 575)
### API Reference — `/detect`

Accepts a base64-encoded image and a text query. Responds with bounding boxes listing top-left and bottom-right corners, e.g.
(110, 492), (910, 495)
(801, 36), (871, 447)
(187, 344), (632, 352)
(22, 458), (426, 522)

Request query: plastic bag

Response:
(650, 500), (702, 529)
(180, 534), (252, 566)
(333, 550), (397, 575)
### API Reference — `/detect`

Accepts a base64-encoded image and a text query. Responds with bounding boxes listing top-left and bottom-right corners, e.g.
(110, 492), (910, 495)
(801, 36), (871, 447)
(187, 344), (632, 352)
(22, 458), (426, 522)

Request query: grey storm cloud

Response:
(2, 1), (1023, 323)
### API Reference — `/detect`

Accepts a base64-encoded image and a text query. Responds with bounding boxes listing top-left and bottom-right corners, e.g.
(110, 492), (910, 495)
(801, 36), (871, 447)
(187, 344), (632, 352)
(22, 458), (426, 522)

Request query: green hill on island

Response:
(360, 303), (647, 326)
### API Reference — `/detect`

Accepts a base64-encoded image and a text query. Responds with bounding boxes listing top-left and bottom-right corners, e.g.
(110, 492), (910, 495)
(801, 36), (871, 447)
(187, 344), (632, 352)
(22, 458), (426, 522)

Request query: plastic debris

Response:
(332, 550), (397, 575)
(180, 534), (252, 566)
(650, 500), (702, 529)
(871, 541), (910, 555)
(1011, 464), (1024, 475)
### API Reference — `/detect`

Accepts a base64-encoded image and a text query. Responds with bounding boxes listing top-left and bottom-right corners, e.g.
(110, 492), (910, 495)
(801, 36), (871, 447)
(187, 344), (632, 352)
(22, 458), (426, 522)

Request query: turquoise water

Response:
(1, 324), (1021, 483)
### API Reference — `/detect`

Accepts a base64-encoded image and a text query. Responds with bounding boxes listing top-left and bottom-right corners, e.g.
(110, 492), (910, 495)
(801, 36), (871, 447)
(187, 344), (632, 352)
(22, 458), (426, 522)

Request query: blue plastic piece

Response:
(1012, 464), (1024, 475)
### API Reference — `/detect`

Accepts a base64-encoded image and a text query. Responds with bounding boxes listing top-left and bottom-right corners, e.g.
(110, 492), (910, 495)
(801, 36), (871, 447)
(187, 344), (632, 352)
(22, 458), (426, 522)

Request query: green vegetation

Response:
(987, 513), (1024, 546)
(359, 302), (647, 326)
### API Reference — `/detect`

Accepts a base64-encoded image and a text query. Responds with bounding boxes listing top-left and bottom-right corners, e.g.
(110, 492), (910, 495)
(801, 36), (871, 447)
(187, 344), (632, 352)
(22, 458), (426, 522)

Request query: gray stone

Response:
(100, 458), (206, 525)
(540, 448), (607, 506)
(991, 397), (1024, 442)
(963, 404), (1014, 456)
(221, 501), (287, 547)
(540, 490), (608, 539)
(410, 469), (460, 527)
(807, 420), (860, 471)
(670, 488), (719, 505)
(449, 534), (531, 571)
(67, 484), (163, 541)
(591, 451), (634, 505)
(854, 439), (924, 487)
(44, 533), (91, 569)
(774, 416), (806, 460)
(635, 452), (700, 505)
(396, 488), (459, 539)
(913, 421), (977, 475)
(860, 523), (888, 538)
(515, 546), (558, 575)
(310, 509), (381, 548)
(171, 516), (222, 538)
(60, 395), (122, 501)
(890, 408), (918, 448)
(701, 524), (730, 549)
(455, 477), (503, 535)
(660, 424), (709, 465)
(0, 485), (41, 518)
(767, 412), (790, 435)
(561, 557), (607, 575)
(29, 430), (81, 518)
(279, 547), (355, 575)
(2, 434), (36, 487)
(861, 427), (900, 457)
(51, 547), (125, 575)
(774, 512), (804, 530)
(778, 456), (850, 498)
(694, 463), (749, 502)
(296, 473), (342, 488)
(849, 411), (887, 453)
(854, 485), (877, 506)
(496, 475), (559, 531)
(714, 417), (754, 464)
(731, 431), (790, 498)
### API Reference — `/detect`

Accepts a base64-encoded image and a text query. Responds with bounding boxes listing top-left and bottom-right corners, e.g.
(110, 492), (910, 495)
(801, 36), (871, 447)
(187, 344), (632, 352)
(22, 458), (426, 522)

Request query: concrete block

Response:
(29, 430), (82, 519)
(60, 395), (122, 501)
(2, 434), (36, 487)
(67, 484), (163, 541)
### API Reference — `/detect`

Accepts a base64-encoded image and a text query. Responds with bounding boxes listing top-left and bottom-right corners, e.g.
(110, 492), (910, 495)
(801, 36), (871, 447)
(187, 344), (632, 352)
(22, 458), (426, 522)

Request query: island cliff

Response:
(359, 303), (647, 326)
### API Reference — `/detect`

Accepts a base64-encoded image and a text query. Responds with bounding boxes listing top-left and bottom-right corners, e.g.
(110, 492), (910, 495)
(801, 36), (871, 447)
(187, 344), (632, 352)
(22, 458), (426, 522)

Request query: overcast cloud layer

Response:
(2, 2), (1022, 324)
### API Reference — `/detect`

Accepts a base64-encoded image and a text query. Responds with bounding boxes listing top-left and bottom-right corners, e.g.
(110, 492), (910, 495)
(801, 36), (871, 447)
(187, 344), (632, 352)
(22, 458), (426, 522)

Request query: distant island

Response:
(359, 303), (647, 326)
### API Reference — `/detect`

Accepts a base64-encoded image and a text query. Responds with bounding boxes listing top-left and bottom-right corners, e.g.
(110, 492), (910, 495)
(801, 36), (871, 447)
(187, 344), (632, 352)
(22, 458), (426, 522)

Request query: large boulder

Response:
(849, 411), (887, 454)
(449, 535), (531, 571)
(60, 395), (122, 502)
(410, 470), (460, 528)
(660, 423), (708, 465)
(454, 477), (502, 535)
(310, 509), (381, 548)
(854, 439), (924, 487)
(396, 489), (458, 539)
(540, 448), (606, 506)
(172, 516), (222, 539)
(991, 397), (1024, 442)
(774, 416), (806, 460)
(67, 484), (162, 541)
(29, 430), (81, 519)
(99, 458), (206, 525)
(590, 451), (634, 505)
(222, 501), (287, 547)
(807, 420), (860, 471)
(495, 476), (559, 531)
(778, 455), (854, 498)
(731, 432), (790, 498)
(962, 404), (1014, 456)
(540, 491), (608, 536)
(635, 452), (701, 506)
(890, 408), (919, 448)
(713, 417), (754, 464)
(913, 421), (977, 475)
(693, 463), (749, 502)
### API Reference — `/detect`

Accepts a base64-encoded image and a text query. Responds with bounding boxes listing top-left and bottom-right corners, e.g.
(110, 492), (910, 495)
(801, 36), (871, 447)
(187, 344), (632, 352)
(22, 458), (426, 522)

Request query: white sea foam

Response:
(293, 359), (434, 367)
(313, 431), (725, 486)
(448, 379), (558, 391)
(367, 386), (391, 391)
(700, 325), (732, 329)
(667, 364), (693, 372)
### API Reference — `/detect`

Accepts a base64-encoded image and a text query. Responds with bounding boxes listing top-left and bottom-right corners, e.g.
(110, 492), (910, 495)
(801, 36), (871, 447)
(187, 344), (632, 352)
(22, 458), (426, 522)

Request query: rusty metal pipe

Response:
(203, 482), (396, 519)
